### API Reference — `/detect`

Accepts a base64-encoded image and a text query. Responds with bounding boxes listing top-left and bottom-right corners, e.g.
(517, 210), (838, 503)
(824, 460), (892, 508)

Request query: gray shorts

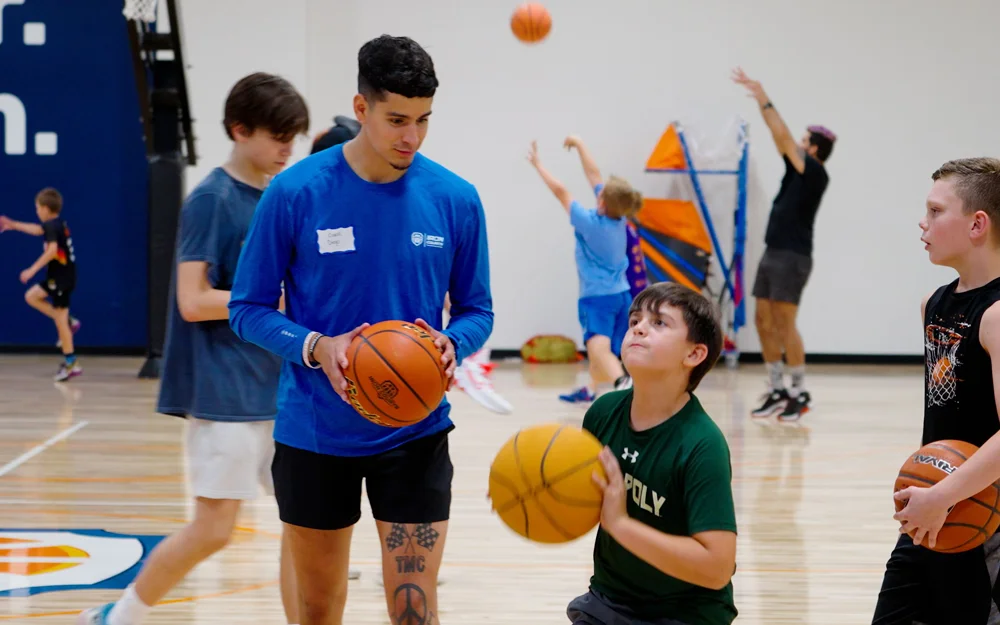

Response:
(751, 247), (813, 305)
(567, 589), (688, 625)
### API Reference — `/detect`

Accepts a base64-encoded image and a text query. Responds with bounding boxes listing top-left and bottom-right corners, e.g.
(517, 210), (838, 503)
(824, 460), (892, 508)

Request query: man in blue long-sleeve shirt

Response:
(229, 35), (493, 624)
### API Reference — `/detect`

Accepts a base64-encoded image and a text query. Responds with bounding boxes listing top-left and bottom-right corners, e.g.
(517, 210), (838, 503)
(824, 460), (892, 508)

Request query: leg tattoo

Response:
(386, 523), (440, 575)
(393, 582), (432, 625)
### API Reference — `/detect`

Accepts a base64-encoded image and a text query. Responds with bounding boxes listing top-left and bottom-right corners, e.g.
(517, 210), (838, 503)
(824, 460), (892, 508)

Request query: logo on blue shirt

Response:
(411, 232), (444, 249)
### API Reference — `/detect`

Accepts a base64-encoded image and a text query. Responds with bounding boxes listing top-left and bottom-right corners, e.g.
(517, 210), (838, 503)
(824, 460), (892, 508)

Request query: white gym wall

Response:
(175, 0), (1000, 357)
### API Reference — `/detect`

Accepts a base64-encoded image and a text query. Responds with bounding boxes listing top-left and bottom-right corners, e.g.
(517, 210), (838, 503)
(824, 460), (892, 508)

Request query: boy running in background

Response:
(0, 188), (81, 381)
(528, 135), (642, 403)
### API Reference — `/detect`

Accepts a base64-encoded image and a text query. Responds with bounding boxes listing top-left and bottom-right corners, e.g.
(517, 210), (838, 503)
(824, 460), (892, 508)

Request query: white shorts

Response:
(185, 418), (275, 500)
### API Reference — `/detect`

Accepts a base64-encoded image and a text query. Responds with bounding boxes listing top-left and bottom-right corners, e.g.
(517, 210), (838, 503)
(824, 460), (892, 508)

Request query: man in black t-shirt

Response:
(732, 67), (834, 422)
(0, 187), (81, 381)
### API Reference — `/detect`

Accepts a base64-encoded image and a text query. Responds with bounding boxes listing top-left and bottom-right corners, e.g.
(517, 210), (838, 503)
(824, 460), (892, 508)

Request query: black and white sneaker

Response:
(778, 391), (811, 422)
(751, 388), (789, 418)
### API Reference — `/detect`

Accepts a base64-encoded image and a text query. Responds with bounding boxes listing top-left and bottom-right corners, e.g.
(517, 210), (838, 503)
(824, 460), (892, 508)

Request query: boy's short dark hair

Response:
(223, 72), (309, 143)
(807, 125), (836, 162)
(629, 282), (723, 392)
(358, 35), (438, 102)
(35, 188), (62, 214)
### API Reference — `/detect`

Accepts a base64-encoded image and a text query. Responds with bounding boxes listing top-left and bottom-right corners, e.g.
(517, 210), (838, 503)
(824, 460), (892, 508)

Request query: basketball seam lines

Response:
(369, 328), (448, 396)
(360, 333), (433, 414)
(511, 432), (531, 538)
(494, 454), (601, 514)
(535, 426), (583, 540)
(345, 341), (406, 426)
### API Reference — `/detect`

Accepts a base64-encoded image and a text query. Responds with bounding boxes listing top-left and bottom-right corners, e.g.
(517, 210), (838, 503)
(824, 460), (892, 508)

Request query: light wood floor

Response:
(0, 354), (924, 623)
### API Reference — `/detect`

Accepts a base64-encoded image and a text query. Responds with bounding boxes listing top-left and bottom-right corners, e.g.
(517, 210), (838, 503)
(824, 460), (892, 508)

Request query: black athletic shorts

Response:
(41, 279), (74, 309)
(751, 247), (813, 305)
(271, 425), (454, 531)
(567, 589), (689, 625)
(872, 533), (1000, 624)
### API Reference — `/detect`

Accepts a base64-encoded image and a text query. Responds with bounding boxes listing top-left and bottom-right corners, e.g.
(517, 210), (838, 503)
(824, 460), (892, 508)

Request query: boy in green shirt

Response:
(570, 282), (738, 625)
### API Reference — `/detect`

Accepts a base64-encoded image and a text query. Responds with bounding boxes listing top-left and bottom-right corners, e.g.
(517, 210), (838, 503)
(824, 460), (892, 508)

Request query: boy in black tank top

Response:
(873, 158), (1000, 624)
(0, 188), (82, 381)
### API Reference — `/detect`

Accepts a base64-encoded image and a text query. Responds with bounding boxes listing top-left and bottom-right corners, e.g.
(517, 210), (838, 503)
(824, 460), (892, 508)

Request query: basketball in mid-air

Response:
(510, 3), (551, 44)
(489, 423), (606, 543)
(894, 439), (1000, 553)
(344, 320), (448, 428)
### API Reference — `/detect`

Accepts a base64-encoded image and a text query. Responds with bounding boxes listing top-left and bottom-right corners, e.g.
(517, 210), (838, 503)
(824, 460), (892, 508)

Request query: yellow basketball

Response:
(488, 423), (607, 543)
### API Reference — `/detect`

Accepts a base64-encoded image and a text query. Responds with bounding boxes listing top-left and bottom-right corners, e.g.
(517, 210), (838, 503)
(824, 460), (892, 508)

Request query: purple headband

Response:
(807, 125), (837, 142)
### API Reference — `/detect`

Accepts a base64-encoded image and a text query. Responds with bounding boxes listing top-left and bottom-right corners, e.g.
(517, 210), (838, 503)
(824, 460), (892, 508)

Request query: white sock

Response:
(765, 361), (785, 391)
(788, 365), (806, 392)
(107, 585), (152, 625)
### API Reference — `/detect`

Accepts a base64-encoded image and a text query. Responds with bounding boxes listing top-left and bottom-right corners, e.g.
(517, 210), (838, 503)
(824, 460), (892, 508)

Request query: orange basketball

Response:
(894, 439), (1000, 553)
(489, 423), (606, 543)
(343, 320), (448, 428)
(510, 3), (551, 44)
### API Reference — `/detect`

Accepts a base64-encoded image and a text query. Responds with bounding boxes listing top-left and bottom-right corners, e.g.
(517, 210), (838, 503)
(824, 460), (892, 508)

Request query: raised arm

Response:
(564, 135), (603, 190)
(0, 216), (44, 236)
(527, 141), (573, 213)
(731, 67), (805, 174)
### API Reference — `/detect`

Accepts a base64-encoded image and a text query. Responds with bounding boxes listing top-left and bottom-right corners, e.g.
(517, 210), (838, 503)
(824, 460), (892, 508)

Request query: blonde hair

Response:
(601, 175), (643, 219)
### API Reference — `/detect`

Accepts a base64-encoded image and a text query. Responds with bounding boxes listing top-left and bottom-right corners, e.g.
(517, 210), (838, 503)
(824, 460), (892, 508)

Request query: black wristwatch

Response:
(762, 101), (774, 110)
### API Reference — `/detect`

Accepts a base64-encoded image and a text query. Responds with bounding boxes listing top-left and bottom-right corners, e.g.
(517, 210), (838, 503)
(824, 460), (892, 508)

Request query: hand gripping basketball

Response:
(593, 446), (629, 535)
(313, 323), (371, 402)
(413, 318), (456, 378)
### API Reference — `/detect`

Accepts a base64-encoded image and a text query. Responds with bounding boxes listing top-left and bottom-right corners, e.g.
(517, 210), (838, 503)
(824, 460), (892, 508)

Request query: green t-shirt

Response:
(583, 389), (738, 625)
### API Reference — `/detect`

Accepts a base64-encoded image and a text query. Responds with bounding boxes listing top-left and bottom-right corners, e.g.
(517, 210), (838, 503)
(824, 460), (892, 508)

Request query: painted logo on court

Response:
(0, 529), (164, 597)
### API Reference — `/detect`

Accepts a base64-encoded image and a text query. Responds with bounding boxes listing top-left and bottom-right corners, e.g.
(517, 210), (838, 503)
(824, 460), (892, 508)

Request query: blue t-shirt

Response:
(571, 184), (630, 298)
(157, 167), (283, 422)
(228, 145), (494, 457)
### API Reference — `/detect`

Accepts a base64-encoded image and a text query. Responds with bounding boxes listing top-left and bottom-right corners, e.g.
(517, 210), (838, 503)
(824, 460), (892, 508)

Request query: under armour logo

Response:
(622, 448), (639, 463)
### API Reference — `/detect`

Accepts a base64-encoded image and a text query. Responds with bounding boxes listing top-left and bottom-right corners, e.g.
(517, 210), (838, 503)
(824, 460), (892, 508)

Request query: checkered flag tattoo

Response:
(414, 524), (439, 551)
(386, 523), (408, 552)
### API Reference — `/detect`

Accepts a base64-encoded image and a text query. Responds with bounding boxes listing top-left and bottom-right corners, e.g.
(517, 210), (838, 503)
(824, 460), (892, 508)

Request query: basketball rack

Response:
(123, 0), (198, 379)
(645, 119), (749, 366)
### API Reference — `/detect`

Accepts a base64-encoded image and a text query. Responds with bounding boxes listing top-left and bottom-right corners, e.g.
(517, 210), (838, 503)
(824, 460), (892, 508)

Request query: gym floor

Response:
(0, 354), (917, 623)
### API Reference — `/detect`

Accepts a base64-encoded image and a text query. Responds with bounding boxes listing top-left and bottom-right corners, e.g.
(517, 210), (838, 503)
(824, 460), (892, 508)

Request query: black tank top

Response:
(922, 276), (1000, 448)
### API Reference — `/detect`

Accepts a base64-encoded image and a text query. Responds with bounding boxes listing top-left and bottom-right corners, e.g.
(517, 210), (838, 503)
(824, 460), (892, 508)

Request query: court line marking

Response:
(0, 421), (89, 478)
(0, 580), (279, 621)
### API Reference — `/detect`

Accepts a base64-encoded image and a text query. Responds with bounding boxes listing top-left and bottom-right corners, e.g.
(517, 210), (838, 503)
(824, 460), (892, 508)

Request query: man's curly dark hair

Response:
(358, 35), (439, 102)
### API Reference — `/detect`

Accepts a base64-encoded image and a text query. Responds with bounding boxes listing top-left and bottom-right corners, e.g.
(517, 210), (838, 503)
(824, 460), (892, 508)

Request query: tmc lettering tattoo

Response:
(387, 523), (439, 574)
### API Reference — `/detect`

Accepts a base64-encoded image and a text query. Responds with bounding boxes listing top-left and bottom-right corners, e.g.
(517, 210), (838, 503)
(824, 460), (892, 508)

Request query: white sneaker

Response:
(452, 359), (512, 414)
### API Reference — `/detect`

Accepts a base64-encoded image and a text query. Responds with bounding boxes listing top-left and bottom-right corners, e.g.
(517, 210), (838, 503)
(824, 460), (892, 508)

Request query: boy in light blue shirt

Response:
(528, 135), (643, 402)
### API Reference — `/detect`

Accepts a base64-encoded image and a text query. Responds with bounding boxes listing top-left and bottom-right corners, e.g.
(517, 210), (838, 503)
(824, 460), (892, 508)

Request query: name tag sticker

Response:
(317, 227), (356, 254)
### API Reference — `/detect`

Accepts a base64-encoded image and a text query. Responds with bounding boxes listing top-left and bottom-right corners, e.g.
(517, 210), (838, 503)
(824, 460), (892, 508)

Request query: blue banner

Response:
(0, 0), (149, 348)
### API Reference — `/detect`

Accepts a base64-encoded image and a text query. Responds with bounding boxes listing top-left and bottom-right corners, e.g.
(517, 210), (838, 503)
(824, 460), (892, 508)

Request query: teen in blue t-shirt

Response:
(528, 135), (643, 403)
(77, 72), (309, 625)
(228, 35), (493, 624)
